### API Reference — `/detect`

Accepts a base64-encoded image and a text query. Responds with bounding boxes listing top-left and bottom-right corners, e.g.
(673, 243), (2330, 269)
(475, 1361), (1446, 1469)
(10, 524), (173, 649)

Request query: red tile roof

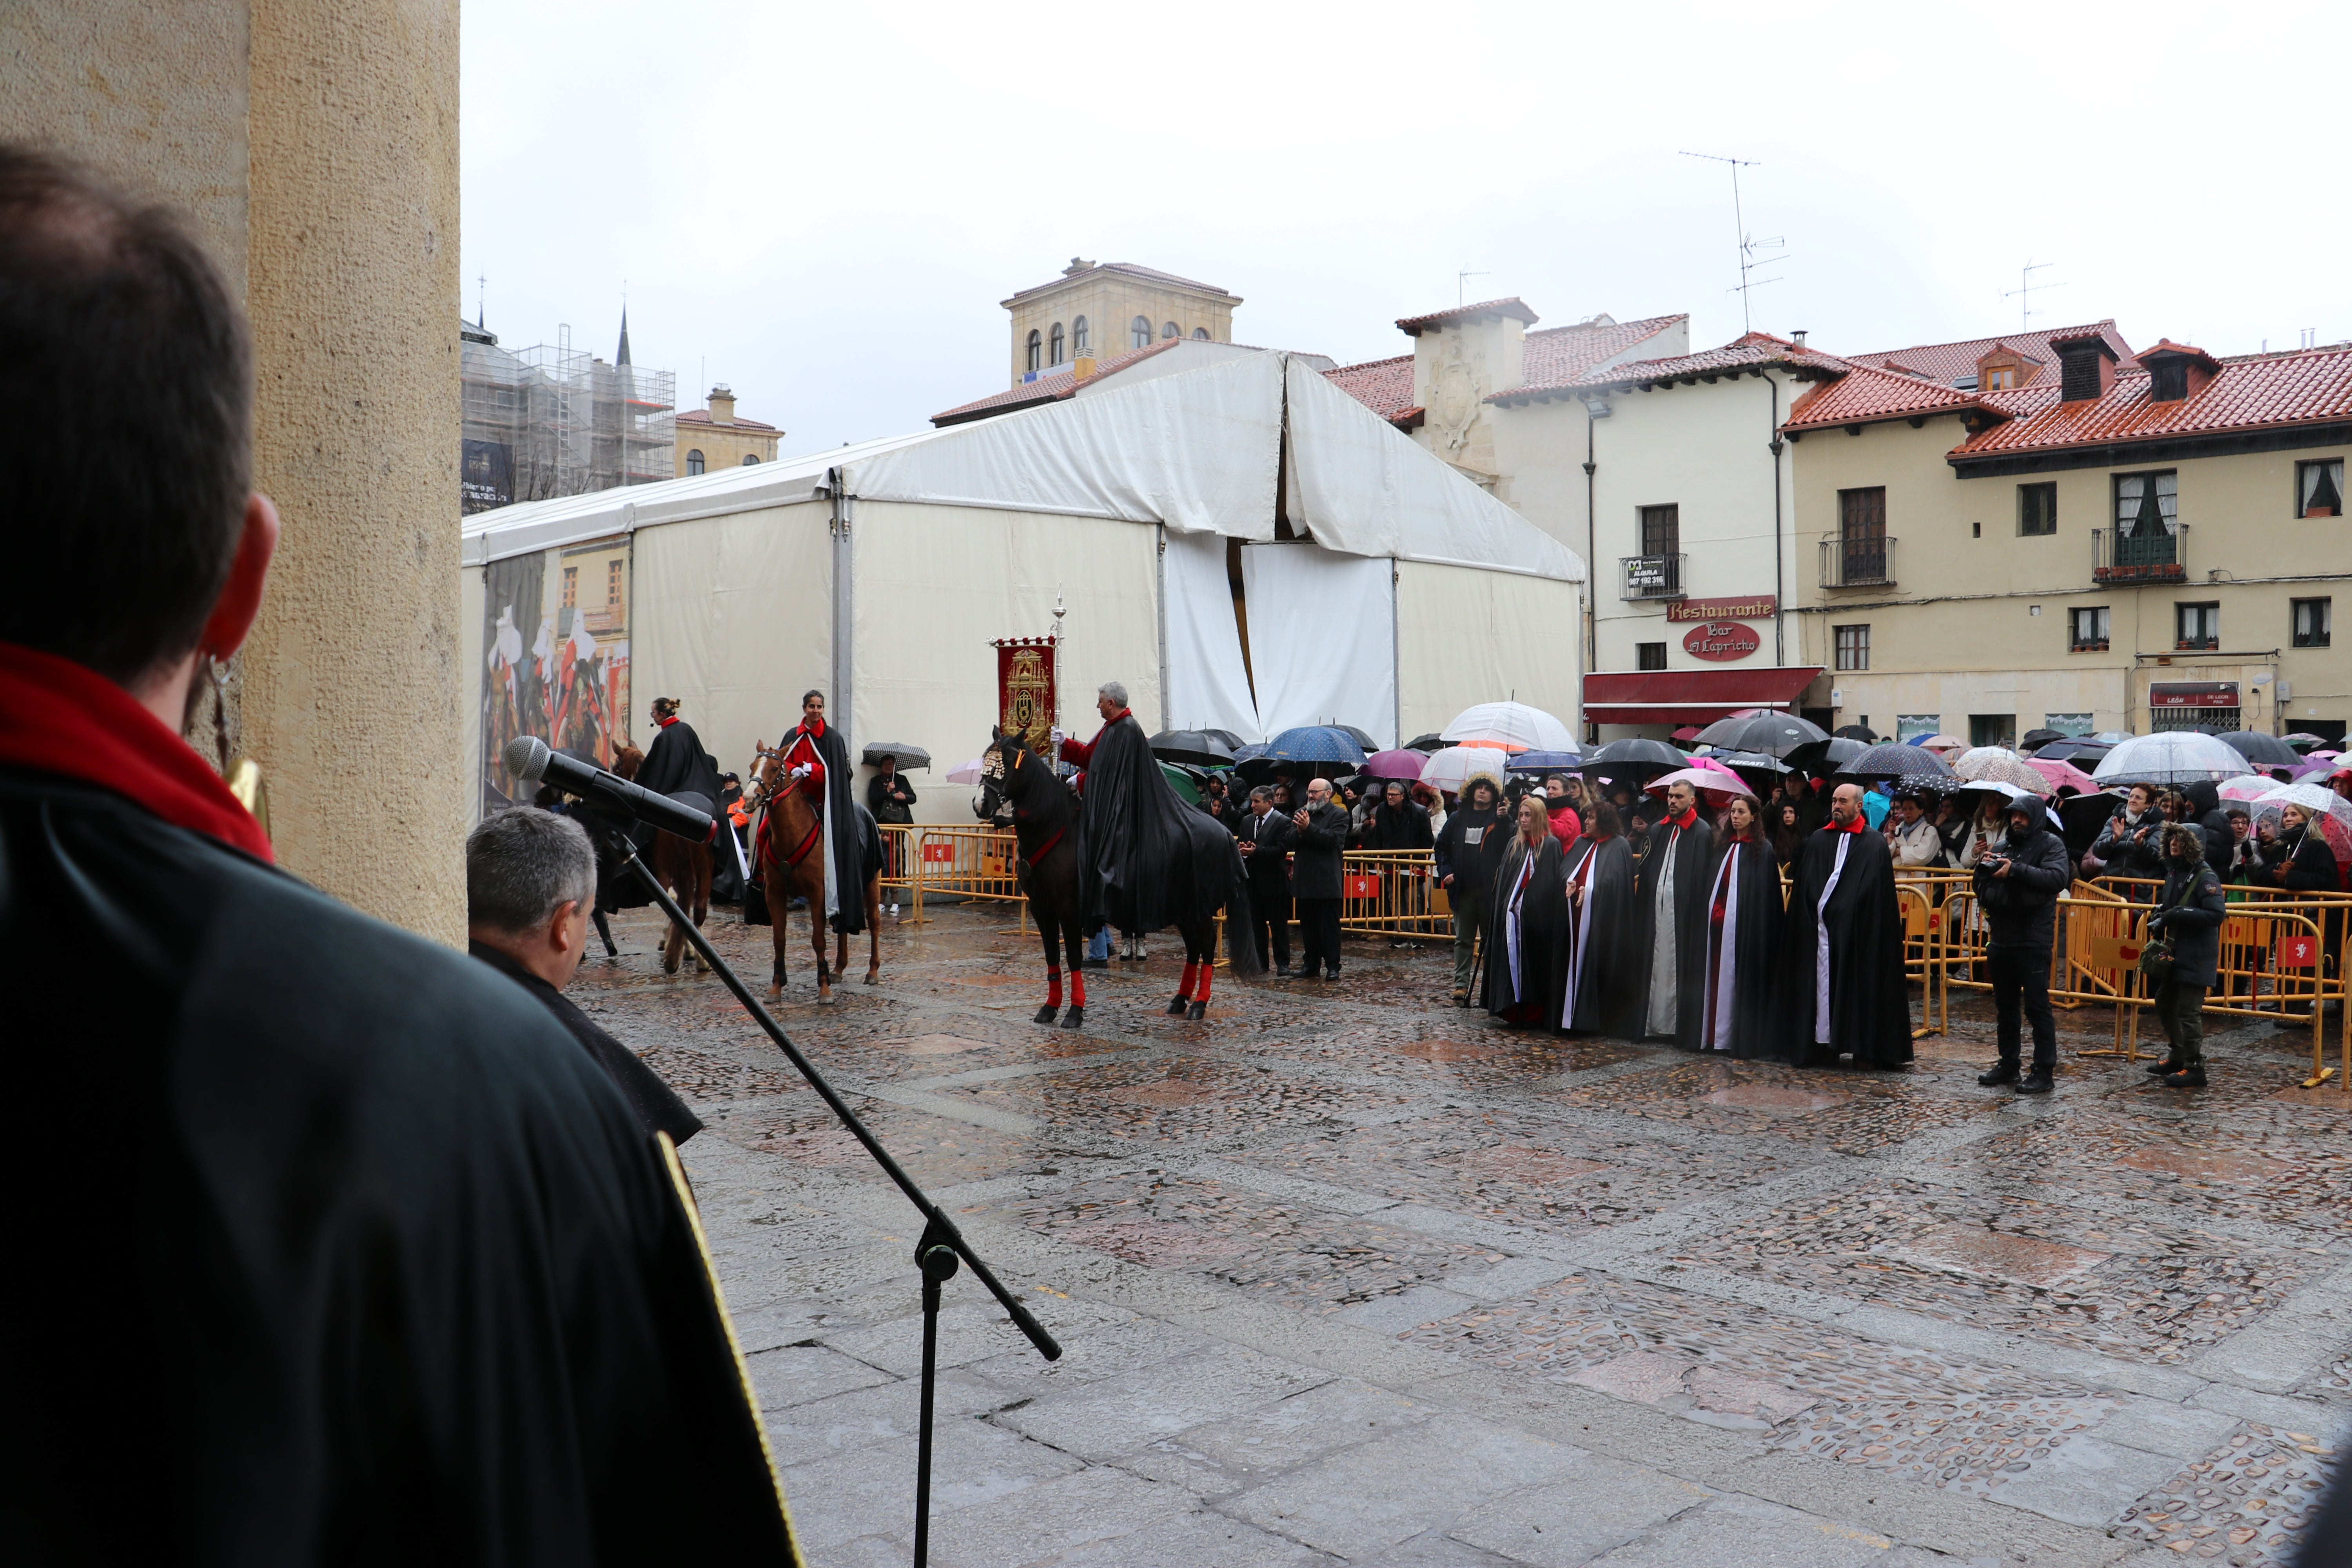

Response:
(2136, 338), (2221, 373)
(930, 339), (1188, 426)
(677, 407), (779, 432)
(1395, 297), (1541, 336)
(1002, 261), (1237, 306)
(1781, 361), (1981, 432)
(1517, 314), (1689, 394)
(1321, 353), (1416, 421)
(1846, 320), (2136, 387)
(1949, 345), (2352, 461)
(1496, 330), (1844, 405)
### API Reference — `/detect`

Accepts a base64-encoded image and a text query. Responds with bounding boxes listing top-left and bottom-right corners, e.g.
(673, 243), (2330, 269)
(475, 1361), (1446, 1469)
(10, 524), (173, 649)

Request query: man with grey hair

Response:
(468, 807), (703, 1144)
(1053, 677), (1166, 947)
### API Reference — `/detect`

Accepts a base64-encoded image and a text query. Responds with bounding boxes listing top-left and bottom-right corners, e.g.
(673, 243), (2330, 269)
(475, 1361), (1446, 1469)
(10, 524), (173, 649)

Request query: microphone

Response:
(503, 736), (718, 845)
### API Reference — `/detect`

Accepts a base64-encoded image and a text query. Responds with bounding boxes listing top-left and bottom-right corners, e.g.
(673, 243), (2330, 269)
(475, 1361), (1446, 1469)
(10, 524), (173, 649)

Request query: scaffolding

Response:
(461, 321), (677, 514)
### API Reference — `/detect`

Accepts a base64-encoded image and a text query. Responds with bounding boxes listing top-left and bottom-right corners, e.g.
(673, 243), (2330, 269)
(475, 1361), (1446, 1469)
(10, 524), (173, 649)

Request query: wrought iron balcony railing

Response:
(2093, 525), (2188, 583)
(1818, 535), (1896, 589)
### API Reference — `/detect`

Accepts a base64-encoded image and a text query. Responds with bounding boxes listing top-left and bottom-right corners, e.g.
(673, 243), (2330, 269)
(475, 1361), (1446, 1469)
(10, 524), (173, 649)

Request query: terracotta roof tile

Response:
(1516, 314), (1690, 393)
(1949, 345), (2352, 460)
(1497, 330), (1844, 404)
(1321, 353), (1416, 421)
(1395, 297), (1541, 336)
(930, 339), (1188, 426)
(1847, 320), (2135, 387)
(1781, 361), (1981, 431)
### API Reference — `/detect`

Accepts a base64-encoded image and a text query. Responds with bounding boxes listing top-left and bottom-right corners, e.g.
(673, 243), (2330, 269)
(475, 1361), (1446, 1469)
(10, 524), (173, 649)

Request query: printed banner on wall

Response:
(481, 535), (632, 810)
(993, 637), (1057, 753)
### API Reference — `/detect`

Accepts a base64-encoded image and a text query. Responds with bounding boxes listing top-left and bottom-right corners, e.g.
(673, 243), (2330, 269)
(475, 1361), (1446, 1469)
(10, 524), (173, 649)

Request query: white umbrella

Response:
(946, 757), (988, 785)
(1421, 745), (1511, 796)
(2091, 732), (2254, 786)
(1440, 701), (1575, 755)
(1954, 747), (2048, 792)
(2254, 782), (2352, 864)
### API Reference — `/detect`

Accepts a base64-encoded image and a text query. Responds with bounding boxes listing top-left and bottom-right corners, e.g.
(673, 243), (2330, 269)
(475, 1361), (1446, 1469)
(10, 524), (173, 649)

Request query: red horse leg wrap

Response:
(1070, 970), (1087, 1007)
(1045, 966), (1063, 1009)
(1194, 963), (1212, 1006)
(1176, 960), (1198, 1000)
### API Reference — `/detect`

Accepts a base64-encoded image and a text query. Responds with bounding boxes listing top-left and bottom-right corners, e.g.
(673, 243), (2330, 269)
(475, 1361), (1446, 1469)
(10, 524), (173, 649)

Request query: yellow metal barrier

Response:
(1338, 850), (1448, 937)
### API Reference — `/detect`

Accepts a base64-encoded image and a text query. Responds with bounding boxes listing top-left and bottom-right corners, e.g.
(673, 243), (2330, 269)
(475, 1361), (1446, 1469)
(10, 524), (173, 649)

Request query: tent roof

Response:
(463, 351), (1583, 583)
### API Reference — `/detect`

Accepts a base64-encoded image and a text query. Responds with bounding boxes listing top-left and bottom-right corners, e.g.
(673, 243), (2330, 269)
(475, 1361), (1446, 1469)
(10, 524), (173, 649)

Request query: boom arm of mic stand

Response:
(602, 829), (1062, 1364)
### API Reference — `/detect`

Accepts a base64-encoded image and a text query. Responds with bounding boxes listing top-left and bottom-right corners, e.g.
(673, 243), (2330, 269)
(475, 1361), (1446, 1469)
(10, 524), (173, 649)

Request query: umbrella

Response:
(2253, 782), (2352, 865)
(2214, 730), (2304, 768)
(1363, 748), (1429, 780)
(1147, 728), (1238, 766)
(1669, 726), (1704, 742)
(1707, 750), (1793, 794)
(2033, 738), (2112, 764)
(1784, 735), (1867, 775)
(1839, 743), (1957, 782)
(1263, 726), (1369, 767)
(2056, 789), (2123, 858)
(2280, 732), (2326, 752)
(1332, 725), (1381, 752)
(1581, 737), (1686, 771)
(2091, 731), (2134, 744)
(1947, 779), (2061, 828)
(946, 757), (988, 785)
(1232, 741), (1268, 763)
(1440, 701), (1577, 755)
(2028, 757), (2102, 796)
(1159, 762), (1203, 804)
(1833, 724), (1877, 741)
(861, 741), (932, 769)
(1404, 732), (1446, 753)
(1689, 710), (1828, 759)
(1953, 748), (2047, 792)
(1503, 749), (1585, 776)
(1909, 733), (1965, 755)
(2092, 732), (2254, 786)
(1645, 766), (1755, 803)
(1422, 745), (1511, 796)
(1200, 729), (1248, 751)
(2020, 728), (2065, 751)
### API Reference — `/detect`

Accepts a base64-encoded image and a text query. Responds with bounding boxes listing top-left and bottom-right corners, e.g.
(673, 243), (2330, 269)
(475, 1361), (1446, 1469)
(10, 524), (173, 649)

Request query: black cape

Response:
(1077, 712), (1228, 933)
(1701, 836), (1787, 1060)
(470, 941), (705, 1144)
(780, 716), (865, 935)
(638, 717), (723, 803)
(2, 767), (796, 1563)
(1635, 816), (1715, 1049)
(1482, 834), (1566, 1023)
(1778, 825), (1913, 1065)
(1558, 834), (1638, 1036)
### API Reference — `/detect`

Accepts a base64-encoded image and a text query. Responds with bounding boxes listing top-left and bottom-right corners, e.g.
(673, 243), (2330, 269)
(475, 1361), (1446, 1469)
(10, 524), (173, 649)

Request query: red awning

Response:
(1584, 666), (1824, 724)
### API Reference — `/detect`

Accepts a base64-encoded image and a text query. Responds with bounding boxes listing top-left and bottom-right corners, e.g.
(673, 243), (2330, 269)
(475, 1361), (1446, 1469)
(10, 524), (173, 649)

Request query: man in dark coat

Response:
(468, 806), (704, 1144)
(1636, 779), (1715, 1049)
(1971, 798), (2072, 1094)
(777, 686), (865, 935)
(866, 753), (918, 824)
(1559, 800), (1639, 1036)
(1237, 784), (1296, 974)
(1056, 679), (1229, 941)
(0, 146), (795, 1563)
(1436, 773), (1509, 1004)
(1367, 778), (1435, 851)
(1780, 782), (1914, 1067)
(1290, 775), (1349, 978)
(2143, 824), (2229, 1088)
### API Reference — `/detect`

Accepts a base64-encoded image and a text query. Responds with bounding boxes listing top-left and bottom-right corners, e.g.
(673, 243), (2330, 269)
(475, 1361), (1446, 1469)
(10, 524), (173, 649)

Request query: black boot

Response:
(2014, 1069), (2054, 1096)
(2161, 1062), (2207, 1088)
(1978, 1062), (2019, 1087)
(2144, 1053), (2185, 1076)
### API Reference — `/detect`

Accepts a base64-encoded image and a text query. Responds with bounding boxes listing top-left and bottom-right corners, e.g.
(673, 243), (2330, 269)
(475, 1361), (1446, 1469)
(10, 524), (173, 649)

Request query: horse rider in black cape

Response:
(1056, 679), (1223, 936)
(1778, 781), (1913, 1067)
(777, 687), (866, 935)
(637, 695), (743, 902)
(1636, 777), (1715, 1049)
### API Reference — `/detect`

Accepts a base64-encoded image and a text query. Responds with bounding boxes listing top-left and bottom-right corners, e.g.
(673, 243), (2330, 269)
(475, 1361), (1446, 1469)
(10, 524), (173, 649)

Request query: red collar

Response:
(1827, 815), (1864, 835)
(1666, 807), (1697, 830)
(800, 716), (826, 739)
(0, 642), (273, 862)
(656, 714), (678, 729)
(1102, 708), (1132, 729)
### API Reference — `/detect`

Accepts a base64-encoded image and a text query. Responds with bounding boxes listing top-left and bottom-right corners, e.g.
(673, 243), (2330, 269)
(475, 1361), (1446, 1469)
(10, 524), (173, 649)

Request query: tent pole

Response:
(1390, 557), (1401, 751)
(1155, 524), (1170, 732)
(830, 470), (854, 742)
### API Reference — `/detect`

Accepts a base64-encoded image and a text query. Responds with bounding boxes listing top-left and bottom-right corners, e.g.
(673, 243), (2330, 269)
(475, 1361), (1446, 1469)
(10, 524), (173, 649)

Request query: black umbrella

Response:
(1690, 711), (1828, 759)
(1147, 728), (1238, 766)
(1200, 729), (1248, 752)
(1833, 724), (1878, 742)
(860, 741), (932, 769)
(1838, 743), (1957, 782)
(1784, 735), (1867, 775)
(2214, 730), (2303, 768)
(1333, 724), (1381, 752)
(1581, 738), (1687, 771)
(2020, 728), (2065, 752)
(2033, 738), (2112, 764)
(1404, 732), (1446, 753)
(2058, 789), (2123, 859)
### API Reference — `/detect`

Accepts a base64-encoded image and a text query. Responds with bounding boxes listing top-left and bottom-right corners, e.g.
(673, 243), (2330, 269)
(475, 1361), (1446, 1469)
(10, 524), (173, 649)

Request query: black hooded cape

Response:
(1482, 833), (1566, 1023)
(1635, 815), (1715, 1049)
(1076, 711), (1230, 933)
(3, 768), (797, 1564)
(1558, 833), (1638, 1036)
(638, 716), (723, 803)
(1777, 824), (1913, 1065)
(779, 715), (865, 935)
(1700, 835), (1787, 1060)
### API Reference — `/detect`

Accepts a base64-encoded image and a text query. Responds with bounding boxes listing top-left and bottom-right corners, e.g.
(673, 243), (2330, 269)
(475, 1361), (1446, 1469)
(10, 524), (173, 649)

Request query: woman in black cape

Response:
(1698, 794), (1788, 1059)
(1483, 795), (1567, 1027)
(1557, 800), (1639, 1036)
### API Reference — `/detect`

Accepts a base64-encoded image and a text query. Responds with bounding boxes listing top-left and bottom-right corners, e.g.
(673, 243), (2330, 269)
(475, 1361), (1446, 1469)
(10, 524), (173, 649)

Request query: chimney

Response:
(2050, 333), (2118, 403)
(2137, 339), (2220, 403)
(1791, 330), (1808, 347)
(708, 383), (736, 425)
(1072, 355), (1097, 380)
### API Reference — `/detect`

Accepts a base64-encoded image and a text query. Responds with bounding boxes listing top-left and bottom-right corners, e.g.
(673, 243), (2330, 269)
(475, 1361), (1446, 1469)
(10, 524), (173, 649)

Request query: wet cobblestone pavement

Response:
(576, 902), (2349, 1566)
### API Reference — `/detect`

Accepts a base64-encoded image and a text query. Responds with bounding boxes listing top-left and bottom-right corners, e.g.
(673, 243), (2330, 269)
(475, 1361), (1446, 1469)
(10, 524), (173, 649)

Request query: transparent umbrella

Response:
(2092, 732), (2254, 786)
(1953, 747), (2048, 791)
(1422, 746), (1512, 796)
(1440, 701), (1576, 755)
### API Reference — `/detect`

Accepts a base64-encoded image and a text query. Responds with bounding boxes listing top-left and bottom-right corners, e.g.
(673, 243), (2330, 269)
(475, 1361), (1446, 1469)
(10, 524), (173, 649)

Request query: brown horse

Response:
(748, 742), (881, 1003)
(614, 744), (712, 975)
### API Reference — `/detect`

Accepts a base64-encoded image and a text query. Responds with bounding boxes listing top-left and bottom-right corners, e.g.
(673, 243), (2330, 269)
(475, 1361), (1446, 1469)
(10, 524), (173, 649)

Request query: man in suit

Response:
(1237, 784), (1296, 974)
(1290, 776), (1348, 978)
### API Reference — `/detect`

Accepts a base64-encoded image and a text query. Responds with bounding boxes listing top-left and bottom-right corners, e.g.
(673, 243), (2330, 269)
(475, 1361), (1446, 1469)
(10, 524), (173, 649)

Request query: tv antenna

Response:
(1679, 151), (1785, 334)
(2000, 260), (2062, 333)
(1458, 267), (1489, 307)
(475, 273), (486, 330)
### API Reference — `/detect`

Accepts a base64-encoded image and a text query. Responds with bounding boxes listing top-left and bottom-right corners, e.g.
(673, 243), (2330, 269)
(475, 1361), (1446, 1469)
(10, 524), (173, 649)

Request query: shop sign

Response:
(1682, 621), (1760, 662)
(2148, 681), (2238, 710)
(1666, 595), (1777, 623)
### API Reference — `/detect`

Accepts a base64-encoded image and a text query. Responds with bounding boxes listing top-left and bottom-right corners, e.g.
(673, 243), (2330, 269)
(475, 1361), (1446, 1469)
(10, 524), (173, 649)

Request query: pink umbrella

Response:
(1362, 748), (1428, 780)
(2027, 757), (2100, 795)
(1688, 754), (1743, 780)
(1645, 766), (1755, 803)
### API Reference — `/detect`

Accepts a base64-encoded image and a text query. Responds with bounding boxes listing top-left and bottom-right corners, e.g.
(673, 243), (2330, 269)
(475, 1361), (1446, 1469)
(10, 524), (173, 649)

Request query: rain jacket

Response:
(2146, 833), (2228, 988)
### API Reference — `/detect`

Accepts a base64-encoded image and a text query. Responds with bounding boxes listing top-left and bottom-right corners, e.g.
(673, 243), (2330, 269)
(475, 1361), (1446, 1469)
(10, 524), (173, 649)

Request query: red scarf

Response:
(656, 714), (678, 729)
(800, 715), (826, 739)
(1666, 807), (1697, 830)
(0, 641), (273, 862)
(1827, 814), (1864, 834)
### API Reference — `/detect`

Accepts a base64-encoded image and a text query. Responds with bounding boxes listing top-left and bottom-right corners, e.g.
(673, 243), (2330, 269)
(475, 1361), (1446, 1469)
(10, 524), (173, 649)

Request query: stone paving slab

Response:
(578, 904), (2352, 1565)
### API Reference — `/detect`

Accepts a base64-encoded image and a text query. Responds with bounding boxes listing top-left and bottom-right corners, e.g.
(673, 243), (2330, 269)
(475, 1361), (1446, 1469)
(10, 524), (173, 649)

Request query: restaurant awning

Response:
(1584, 666), (1824, 724)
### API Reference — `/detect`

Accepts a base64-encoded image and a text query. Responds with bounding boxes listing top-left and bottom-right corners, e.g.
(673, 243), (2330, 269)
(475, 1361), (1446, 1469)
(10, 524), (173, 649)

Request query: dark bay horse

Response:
(748, 742), (881, 1003)
(613, 744), (711, 975)
(980, 730), (1261, 1024)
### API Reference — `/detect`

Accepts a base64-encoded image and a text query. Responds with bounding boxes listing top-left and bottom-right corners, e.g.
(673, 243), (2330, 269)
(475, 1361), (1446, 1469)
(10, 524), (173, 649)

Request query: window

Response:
(562, 565), (578, 608)
(2114, 470), (2178, 538)
(1969, 714), (2017, 749)
(1983, 365), (2018, 390)
(2018, 482), (2057, 535)
(1049, 322), (1064, 365)
(2293, 597), (2333, 648)
(1838, 486), (1887, 580)
(2043, 712), (2094, 737)
(2176, 601), (2219, 650)
(685, 448), (705, 476)
(1192, 326), (1210, 340)
(2298, 457), (2344, 517)
(1131, 315), (1151, 348)
(1025, 329), (1041, 374)
(1635, 641), (1667, 671)
(1162, 321), (1180, 340)
(2068, 606), (2110, 651)
(1896, 714), (1942, 740)
(1834, 624), (1870, 671)
(742, 453), (759, 466)
(1073, 315), (1089, 354)
(606, 559), (623, 608)
(1638, 503), (1679, 556)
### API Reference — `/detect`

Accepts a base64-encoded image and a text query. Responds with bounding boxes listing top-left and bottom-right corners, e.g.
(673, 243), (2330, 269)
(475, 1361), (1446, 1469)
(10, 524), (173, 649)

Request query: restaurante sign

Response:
(1665, 595), (1777, 624)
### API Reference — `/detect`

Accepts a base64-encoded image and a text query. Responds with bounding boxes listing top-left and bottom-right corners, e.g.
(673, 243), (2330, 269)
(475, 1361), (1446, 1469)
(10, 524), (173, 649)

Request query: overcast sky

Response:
(462, 0), (2348, 455)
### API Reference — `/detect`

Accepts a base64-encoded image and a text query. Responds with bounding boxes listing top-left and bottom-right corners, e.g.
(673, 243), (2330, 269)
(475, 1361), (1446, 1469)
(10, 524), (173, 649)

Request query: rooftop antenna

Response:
(1679, 152), (1784, 334)
(475, 273), (486, 330)
(2000, 260), (2061, 334)
(1458, 268), (1489, 308)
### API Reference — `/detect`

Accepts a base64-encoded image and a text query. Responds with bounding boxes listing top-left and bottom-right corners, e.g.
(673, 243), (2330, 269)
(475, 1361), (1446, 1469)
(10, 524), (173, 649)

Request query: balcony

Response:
(1818, 535), (1896, 589)
(1621, 553), (1687, 601)
(2093, 525), (2188, 584)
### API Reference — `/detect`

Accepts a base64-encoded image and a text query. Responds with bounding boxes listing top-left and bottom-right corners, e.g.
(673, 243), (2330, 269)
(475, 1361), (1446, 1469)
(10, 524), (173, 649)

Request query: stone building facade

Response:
(1003, 259), (1240, 387)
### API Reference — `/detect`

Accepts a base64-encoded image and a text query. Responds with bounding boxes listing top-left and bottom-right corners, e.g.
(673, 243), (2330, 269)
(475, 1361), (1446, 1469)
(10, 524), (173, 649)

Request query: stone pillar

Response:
(0, 0), (467, 944)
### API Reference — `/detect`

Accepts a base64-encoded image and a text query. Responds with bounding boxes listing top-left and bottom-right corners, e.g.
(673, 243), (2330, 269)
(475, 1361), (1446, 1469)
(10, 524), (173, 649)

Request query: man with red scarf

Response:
(0, 147), (796, 1563)
(1777, 781), (1913, 1066)
(772, 687), (865, 935)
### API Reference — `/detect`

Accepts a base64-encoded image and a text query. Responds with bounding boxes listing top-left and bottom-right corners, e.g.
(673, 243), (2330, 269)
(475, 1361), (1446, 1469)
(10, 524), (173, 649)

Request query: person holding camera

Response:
(2143, 824), (2228, 1087)
(1973, 796), (2072, 1094)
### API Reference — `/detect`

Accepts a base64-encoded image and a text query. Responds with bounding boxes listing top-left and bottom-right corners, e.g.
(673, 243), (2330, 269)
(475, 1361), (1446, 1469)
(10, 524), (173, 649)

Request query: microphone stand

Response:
(594, 824), (1062, 1566)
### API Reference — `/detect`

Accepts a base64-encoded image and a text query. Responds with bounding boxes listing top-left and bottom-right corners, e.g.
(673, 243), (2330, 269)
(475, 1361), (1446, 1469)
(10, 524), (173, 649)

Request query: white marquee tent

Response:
(462, 351), (1584, 822)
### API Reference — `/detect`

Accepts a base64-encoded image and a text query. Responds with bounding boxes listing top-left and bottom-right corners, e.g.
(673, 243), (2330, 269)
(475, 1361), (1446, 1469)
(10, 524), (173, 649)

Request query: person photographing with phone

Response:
(1972, 796), (2071, 1094)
